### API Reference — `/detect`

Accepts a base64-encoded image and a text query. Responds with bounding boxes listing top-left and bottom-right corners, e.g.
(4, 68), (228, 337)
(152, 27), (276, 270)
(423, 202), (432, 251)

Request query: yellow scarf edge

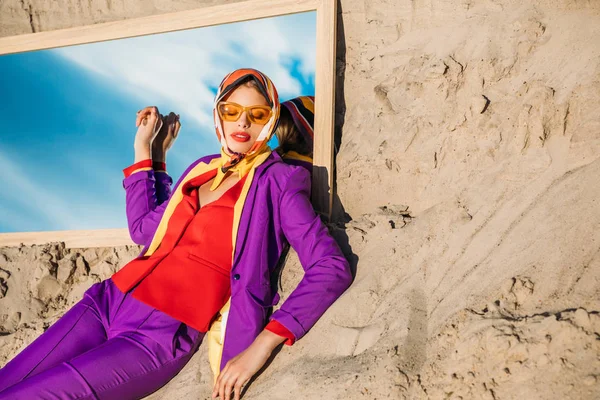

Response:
(211, 150), (271, 379)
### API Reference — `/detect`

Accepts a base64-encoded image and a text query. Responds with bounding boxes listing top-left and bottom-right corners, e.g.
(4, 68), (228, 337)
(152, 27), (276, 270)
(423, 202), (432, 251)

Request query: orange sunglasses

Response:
(217, 101), (273, 125)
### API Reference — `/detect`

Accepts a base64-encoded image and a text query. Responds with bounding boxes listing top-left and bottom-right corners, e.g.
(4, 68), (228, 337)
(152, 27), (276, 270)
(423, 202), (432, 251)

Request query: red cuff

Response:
(152, 161), (166, 172)
(123, 159), (152, 178)
(265, 320), (295, 346)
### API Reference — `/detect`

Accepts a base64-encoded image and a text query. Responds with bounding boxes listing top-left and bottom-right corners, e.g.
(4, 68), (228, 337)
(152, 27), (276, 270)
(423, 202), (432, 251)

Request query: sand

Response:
(1, 0), (600, 398)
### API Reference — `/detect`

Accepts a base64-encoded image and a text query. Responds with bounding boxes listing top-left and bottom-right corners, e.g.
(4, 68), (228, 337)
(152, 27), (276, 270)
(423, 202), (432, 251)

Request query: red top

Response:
(114, 165), (295, 344)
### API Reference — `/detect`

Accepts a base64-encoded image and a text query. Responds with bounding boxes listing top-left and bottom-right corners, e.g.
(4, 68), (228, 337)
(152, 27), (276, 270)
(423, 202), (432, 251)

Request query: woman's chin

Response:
(226, 140), (254, 154)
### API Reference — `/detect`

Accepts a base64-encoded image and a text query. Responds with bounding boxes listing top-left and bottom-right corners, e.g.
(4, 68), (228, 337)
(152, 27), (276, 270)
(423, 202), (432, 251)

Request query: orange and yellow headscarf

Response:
(282, 95), (315, 149)
(210, 68), (280, 191)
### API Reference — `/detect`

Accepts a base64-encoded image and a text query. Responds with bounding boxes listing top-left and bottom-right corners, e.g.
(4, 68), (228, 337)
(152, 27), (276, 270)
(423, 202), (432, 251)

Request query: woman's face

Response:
(221, 84), (270, 154)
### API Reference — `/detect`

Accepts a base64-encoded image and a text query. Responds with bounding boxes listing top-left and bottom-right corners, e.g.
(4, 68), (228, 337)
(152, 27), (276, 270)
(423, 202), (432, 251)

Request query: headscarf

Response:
(281, 95), (315, 149)
(210, 68), (280, 191)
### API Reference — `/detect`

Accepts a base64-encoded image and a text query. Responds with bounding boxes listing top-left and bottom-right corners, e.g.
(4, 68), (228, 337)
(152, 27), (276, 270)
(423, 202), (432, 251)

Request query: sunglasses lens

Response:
(249, 107), (271, 124)
(218, 103), (241, 121)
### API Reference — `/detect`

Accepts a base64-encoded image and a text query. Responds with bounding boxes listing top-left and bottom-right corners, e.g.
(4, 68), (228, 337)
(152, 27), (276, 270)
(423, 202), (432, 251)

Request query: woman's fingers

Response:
(233, 378), (247, 400)
(224, 374), (240, 400)
(136, 108), (150, 127)
(135, 106), (160, 128)
(227, 374), (248, 400)
(224, 380), (233, 400)
(213, 367), (227, 398)
(220, 373), (232, 400)
(216, 367), (234, 400)
(219, 376), (226, 400)
(141, 109), (180, 153)
(212, 358), (252, 400)
(150, 106), (160, 120)
(220, 371), (249, 399)
(136, 110), (148, 128)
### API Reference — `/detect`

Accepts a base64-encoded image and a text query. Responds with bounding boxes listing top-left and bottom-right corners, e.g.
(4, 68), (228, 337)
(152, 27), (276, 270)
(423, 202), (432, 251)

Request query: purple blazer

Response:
(122, 151), (352, 370)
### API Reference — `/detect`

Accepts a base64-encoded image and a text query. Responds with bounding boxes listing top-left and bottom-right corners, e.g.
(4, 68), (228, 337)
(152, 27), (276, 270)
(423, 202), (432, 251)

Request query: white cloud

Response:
(271, 12), (317, 82)
(52, 11), (316, 129)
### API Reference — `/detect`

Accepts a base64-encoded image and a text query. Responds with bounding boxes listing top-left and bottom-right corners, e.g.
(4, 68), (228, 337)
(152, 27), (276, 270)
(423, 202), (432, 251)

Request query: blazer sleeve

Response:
(153, 161), (173, 205)
(269, 166), (353, 341)
(123, 167), (169, 246)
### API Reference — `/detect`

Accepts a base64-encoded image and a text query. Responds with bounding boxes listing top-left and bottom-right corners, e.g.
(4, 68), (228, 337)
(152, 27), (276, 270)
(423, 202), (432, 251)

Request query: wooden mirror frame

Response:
(0, 0), (337, 248)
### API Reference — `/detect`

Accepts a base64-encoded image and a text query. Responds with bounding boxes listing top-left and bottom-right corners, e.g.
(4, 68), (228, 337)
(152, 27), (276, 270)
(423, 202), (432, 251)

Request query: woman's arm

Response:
(123, 165), (169, 246)
(123, 108), (179, 245)
(212, 166), (353, 400)
(270, 166), (353, 340)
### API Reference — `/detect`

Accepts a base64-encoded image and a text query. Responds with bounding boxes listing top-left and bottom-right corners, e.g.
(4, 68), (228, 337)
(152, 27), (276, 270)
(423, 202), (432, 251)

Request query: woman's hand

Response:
(134, 106), (163, 147)
(152, 112), (181, 163)
(133, 106), (163, 162)
(212, 330), (285, 400)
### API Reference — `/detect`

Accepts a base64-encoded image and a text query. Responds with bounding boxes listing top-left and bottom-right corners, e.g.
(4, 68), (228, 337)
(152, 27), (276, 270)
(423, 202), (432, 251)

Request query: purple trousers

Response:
(0, 278), (203, 399)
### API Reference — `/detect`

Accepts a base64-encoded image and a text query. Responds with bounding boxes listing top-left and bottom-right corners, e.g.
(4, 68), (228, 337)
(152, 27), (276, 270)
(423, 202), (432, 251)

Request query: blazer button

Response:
(233, 274), (240, 280)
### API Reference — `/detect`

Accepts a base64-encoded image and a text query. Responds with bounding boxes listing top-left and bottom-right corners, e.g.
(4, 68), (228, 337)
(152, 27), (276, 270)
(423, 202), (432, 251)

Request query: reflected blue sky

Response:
(0, 11), (315, 232)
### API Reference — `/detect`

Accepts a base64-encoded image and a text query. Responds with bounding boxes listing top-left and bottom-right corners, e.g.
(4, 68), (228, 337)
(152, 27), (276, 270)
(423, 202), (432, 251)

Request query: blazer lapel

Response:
(231, 152), (279, 270)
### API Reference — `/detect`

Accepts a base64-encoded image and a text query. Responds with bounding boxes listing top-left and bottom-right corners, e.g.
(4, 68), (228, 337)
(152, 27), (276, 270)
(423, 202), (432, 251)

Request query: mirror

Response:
(0, 0), (336, 247)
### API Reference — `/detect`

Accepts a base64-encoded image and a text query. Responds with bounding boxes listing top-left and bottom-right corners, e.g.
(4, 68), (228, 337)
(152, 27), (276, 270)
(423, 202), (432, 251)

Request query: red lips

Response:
(230, 131), (251, 142)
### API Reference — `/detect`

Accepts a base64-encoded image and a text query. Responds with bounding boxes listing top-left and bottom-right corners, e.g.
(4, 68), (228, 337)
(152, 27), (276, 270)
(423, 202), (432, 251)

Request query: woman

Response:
(0, 68), (352, 400)
(141, 94), (319, 389)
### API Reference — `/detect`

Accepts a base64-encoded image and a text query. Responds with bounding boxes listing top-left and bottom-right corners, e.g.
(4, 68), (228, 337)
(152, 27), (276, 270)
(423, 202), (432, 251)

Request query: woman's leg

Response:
(0, 285), (109, 392)
(0, 316), (203, 400)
